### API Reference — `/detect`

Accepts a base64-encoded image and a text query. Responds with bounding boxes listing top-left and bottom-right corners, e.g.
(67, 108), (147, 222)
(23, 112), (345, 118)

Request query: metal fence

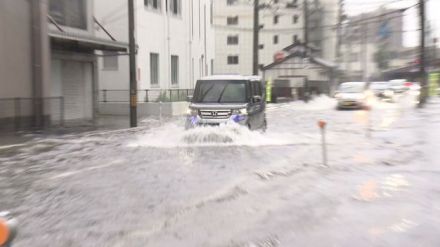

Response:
(99, 89), (194, 103)
(0, 97), (64, 132)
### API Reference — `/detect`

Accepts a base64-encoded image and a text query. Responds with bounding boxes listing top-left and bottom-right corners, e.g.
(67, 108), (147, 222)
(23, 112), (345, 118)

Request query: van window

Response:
(193, 80), (247, 103)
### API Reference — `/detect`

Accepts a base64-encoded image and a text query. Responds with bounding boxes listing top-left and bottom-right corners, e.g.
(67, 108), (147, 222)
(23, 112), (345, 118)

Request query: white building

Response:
(340, 8), (404, 81)
(213, 0), (339, 76)
(95, 0), (215, 103)
(213, 0), (304, 75)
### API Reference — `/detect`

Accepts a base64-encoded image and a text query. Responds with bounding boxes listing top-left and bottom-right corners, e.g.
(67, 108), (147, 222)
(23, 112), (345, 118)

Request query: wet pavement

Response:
(1, 94), (440, 247)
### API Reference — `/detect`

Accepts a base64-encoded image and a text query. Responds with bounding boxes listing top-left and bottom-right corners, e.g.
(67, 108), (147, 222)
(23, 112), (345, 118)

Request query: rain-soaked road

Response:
(1, 94), (440, 247)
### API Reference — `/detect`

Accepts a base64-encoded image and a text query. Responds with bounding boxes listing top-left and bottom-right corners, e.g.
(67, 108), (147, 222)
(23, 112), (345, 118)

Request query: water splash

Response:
(127, 122), (310, 148)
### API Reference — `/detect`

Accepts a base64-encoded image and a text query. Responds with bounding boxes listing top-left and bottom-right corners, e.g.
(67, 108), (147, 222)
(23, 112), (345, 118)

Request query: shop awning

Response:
(49, 30), (128, 52)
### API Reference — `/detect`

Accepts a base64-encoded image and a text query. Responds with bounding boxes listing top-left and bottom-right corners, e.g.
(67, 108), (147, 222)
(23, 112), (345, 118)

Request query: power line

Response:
(214, 11), (410, 33)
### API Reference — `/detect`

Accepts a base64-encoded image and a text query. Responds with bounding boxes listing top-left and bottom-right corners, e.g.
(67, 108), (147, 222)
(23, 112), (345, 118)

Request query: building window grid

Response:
(169, 0), (182, 16)
(227, 55), (239, 65)
(144, 0), (161, 10)
(227, 35), (239, 45)
(274, 15), (279, 24)
(171, 55), (179, 85)
(227, 16), (239, 25)
(150, 53), (159, 86)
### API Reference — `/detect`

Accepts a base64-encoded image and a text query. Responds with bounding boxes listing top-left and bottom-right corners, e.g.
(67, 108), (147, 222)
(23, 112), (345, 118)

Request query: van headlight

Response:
(186, 108), (198, 116)
(232, 108), (247, 115)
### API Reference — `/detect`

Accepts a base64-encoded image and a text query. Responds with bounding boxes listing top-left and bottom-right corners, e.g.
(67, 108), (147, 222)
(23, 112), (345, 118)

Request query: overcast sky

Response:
(344, 0), (439, 47)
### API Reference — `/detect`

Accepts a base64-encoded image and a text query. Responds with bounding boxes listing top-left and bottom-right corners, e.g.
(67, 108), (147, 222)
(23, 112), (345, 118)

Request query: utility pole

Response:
(335, 0), (344, 94)
(252, 0), (260, 75)
(128, 0), (137, 127)
(30, 0), (50, 129)
(336, 0), (343, 64)
(361, 19), (368, 82)
(418, 0), (427, 106)
(303, 0), (309, 47)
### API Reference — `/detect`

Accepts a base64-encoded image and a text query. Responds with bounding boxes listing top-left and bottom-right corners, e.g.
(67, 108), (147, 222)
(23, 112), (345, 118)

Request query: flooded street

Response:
(2, 95), (440, 247)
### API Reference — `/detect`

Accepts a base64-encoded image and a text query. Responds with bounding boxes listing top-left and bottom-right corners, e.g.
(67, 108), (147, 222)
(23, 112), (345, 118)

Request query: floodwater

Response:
(1, 94), (440, 247)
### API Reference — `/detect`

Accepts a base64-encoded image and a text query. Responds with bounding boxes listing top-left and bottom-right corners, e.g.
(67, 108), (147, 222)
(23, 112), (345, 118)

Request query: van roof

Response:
(199, 75), (262, 81)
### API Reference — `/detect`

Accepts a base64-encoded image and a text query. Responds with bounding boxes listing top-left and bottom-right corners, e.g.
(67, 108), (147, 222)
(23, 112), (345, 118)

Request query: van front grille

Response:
(199, 110), (232, 119)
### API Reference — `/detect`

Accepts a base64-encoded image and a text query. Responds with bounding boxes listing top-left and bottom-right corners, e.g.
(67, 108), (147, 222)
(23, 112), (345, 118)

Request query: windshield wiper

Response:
(217, 84), (229, 103)
(198, 84), (215, 102)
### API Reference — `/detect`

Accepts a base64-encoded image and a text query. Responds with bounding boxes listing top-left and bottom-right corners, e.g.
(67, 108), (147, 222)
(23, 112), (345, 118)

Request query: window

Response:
(259, 44), (264, 49)
(274, 0), (279, 3)
(287, 0), (298, 8)
(49, 0), (87, 30)
(227, 56), (239, 65)
(293, 15), (299, 24)
(273, 35), (279, 44)
(150, 53), (159, 85)
(227, 35), (239, 45)
(171, 55), (179, 85)
(293, 34), (298, 43)
(102, 52), (118, 70)
(169, 0), (181, 15)
(144, 0), (161, 10)
(227, 0), (238, 5)
(274, 15), (279, 24)
(227, 16), (239, 25)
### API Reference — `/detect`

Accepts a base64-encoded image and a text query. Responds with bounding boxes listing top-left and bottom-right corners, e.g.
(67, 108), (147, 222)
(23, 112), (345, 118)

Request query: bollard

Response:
(363, 105), (372, 138)
(318, 120), (328, 166)
(0, 211), (17, 247)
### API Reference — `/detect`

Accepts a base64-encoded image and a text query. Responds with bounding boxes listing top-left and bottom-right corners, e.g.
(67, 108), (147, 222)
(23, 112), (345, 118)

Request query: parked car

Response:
(335, 82), (367, 109)
(185, 75), (267, 130)
(389, 79), (409, 94)
(369, 81), (395, 101)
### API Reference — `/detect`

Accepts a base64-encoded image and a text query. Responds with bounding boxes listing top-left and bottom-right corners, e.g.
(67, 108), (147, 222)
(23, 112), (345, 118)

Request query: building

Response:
(340, 8), (404, 81)
(213, 0), (304, 75)
(0, 0), (127, 131)
(213, 0), (339, 76)
(262, 42), (337, 101)
(307, 0), (339, 62)
(95, 0), (215, 113)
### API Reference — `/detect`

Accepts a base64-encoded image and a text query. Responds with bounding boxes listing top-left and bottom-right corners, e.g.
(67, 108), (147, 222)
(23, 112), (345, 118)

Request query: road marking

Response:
(49, 160), (124, 180)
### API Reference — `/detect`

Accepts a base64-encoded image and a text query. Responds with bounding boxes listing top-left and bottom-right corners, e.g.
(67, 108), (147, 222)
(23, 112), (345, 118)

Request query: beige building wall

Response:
(0, 0), (33, 99)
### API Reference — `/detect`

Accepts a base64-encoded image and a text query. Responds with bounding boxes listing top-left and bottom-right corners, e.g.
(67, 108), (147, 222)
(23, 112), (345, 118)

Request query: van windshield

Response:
(193, 80), (247, 103)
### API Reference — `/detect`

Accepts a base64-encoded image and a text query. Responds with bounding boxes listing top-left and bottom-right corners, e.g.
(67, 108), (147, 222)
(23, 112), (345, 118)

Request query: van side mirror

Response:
(186, 95), (193, 102)
(252, 95), (262, 103)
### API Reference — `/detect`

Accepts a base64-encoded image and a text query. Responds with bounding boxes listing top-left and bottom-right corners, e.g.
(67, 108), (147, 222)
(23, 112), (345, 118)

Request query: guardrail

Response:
(99, 89), (194, 103)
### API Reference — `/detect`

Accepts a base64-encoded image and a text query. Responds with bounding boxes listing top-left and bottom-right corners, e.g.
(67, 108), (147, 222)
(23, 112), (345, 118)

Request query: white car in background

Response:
(369, 81), (395, 102)
(335, 82), (368, 110)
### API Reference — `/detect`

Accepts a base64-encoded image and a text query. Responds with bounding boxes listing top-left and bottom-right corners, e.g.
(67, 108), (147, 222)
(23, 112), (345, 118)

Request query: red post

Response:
(318, 120), (328, 166)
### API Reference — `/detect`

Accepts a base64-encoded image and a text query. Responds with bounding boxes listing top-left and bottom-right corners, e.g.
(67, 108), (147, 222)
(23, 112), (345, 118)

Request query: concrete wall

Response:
(213, 0), (303, 75)
(0, 0), (33, 99)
